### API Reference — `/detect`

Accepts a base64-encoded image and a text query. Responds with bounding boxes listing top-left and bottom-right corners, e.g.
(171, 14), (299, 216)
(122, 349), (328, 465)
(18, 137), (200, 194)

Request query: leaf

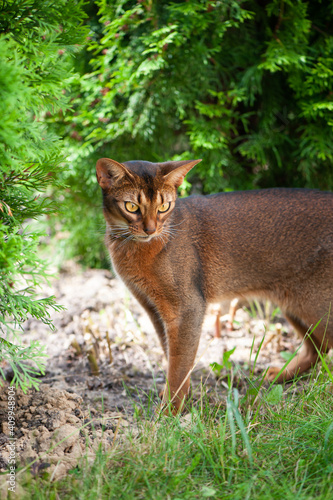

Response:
(223, 347), (236, 369)
(201, 486), (217, 497)
(266, 385), (283, 405)
(280, 351), (294, 361)
(210, 347), (236, 375)
(210, 362), (223, 376)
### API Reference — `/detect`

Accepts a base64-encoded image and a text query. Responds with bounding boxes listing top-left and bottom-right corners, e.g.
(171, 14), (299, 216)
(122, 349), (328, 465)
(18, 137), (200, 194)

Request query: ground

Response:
(0, 263), (301, 482)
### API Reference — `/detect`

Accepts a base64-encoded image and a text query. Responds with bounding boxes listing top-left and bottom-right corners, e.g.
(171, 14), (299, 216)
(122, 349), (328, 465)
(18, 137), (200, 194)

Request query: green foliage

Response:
(210, 347), (236, 376)
(0, 338), (49, 390)
(0, 0), (88, 390)
(48, 0), (333, 266)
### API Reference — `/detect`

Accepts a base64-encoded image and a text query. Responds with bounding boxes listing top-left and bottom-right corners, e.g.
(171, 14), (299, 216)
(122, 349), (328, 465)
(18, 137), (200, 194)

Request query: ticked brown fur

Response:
(96, 157), (333, 413)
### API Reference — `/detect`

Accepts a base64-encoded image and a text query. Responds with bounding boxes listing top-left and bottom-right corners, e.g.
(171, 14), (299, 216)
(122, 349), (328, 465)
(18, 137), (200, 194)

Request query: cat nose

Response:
(143, 220), (156, 234)
(144, 226), (156, 235)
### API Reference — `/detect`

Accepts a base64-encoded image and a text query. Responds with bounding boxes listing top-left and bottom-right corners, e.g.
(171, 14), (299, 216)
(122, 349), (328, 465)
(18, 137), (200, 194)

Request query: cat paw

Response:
(265, 366), (285, 383)
(154, 400), (181, 417)
(158, 386), (189, 415)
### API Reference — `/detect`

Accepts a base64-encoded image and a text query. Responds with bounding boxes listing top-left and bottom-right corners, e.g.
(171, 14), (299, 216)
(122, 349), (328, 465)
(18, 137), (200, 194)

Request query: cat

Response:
(96, 157), (333, 413)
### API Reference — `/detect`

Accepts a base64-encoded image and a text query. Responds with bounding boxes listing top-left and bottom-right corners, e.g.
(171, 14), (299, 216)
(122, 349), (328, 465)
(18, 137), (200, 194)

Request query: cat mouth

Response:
(135, 234), (155, 242)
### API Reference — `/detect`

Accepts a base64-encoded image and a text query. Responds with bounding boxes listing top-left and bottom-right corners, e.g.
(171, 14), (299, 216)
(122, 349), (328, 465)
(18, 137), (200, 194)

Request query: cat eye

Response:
(158, 202), (170, 213)
(125, 201), (139, 213)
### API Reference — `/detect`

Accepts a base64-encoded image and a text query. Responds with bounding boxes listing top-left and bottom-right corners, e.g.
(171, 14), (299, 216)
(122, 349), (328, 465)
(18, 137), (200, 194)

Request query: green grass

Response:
(20, 365), (333, 500)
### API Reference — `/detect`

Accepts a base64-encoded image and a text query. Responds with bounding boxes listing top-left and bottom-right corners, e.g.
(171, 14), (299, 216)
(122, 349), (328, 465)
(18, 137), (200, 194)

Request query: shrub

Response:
(0, 0), (88, 390)
(49, 0), (333, 266)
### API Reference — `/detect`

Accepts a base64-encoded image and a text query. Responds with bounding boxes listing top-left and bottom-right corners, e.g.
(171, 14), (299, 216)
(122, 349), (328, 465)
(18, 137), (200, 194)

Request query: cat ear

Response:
(96, 158), (134, 190)
(160, 159), (201, 187)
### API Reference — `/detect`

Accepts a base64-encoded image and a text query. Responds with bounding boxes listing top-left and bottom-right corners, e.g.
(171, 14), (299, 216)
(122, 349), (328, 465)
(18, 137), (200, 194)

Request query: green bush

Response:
(49, 0), (333, 267)
(0, 0), (88, 390)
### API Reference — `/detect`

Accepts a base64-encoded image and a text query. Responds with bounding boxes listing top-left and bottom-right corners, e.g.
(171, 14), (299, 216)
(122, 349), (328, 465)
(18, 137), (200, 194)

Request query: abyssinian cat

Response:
(96, 157), (333, 413)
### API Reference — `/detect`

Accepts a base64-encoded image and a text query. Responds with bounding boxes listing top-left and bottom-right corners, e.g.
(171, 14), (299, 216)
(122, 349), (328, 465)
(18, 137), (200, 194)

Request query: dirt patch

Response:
(0, 263), (303, 483)
(0, 383), (119, 482)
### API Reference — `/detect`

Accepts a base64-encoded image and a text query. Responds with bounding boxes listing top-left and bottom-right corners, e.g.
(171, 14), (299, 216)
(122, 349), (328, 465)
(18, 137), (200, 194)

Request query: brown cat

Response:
(96, 157), (333, 413)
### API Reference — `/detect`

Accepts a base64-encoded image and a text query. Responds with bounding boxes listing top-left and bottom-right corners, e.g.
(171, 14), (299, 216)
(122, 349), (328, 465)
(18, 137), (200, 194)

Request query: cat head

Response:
(96, 158), (201, 242)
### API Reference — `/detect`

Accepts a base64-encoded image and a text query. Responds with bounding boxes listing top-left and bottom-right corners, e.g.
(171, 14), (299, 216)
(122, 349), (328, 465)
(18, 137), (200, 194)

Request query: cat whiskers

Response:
(167, 219), (185, 228)
(154, 227), (175, 246)
(160, 224), (183, 241)
(117, 234), (136, 251)
(107, 224), (133, 242)
(156, 232), (168, 245)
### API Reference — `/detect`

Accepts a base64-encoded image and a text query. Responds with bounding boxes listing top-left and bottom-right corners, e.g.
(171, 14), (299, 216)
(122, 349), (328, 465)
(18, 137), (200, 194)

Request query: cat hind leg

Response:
(266, 312), (327, 382)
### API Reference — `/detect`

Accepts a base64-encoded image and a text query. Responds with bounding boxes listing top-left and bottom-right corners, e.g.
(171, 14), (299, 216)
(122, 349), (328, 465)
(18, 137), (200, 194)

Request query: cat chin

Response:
(134, 234), (155, 242)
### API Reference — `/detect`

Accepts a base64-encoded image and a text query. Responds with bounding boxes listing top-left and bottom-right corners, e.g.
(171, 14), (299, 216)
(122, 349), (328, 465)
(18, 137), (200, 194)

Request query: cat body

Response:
(96, 158), (333, 412)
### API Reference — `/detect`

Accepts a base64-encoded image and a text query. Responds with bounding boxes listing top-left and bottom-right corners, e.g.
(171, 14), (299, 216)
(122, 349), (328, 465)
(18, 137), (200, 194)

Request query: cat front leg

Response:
(131, 281), (207, 414)
(161, 301), (206, 414)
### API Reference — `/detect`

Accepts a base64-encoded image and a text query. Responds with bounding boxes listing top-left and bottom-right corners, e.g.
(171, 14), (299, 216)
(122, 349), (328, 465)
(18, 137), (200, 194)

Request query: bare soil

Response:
(0, 263), (302, 482)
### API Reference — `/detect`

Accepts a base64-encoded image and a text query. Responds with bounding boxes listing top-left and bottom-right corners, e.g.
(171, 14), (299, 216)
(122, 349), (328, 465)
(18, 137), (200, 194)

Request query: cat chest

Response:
(108, 239), (208, 304)
(110, 244), (170, 297)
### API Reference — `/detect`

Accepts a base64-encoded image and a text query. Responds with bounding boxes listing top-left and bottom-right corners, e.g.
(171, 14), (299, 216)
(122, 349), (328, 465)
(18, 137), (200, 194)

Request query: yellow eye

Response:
(125, 201), (139, 213)
(158, 202), (170, 213)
